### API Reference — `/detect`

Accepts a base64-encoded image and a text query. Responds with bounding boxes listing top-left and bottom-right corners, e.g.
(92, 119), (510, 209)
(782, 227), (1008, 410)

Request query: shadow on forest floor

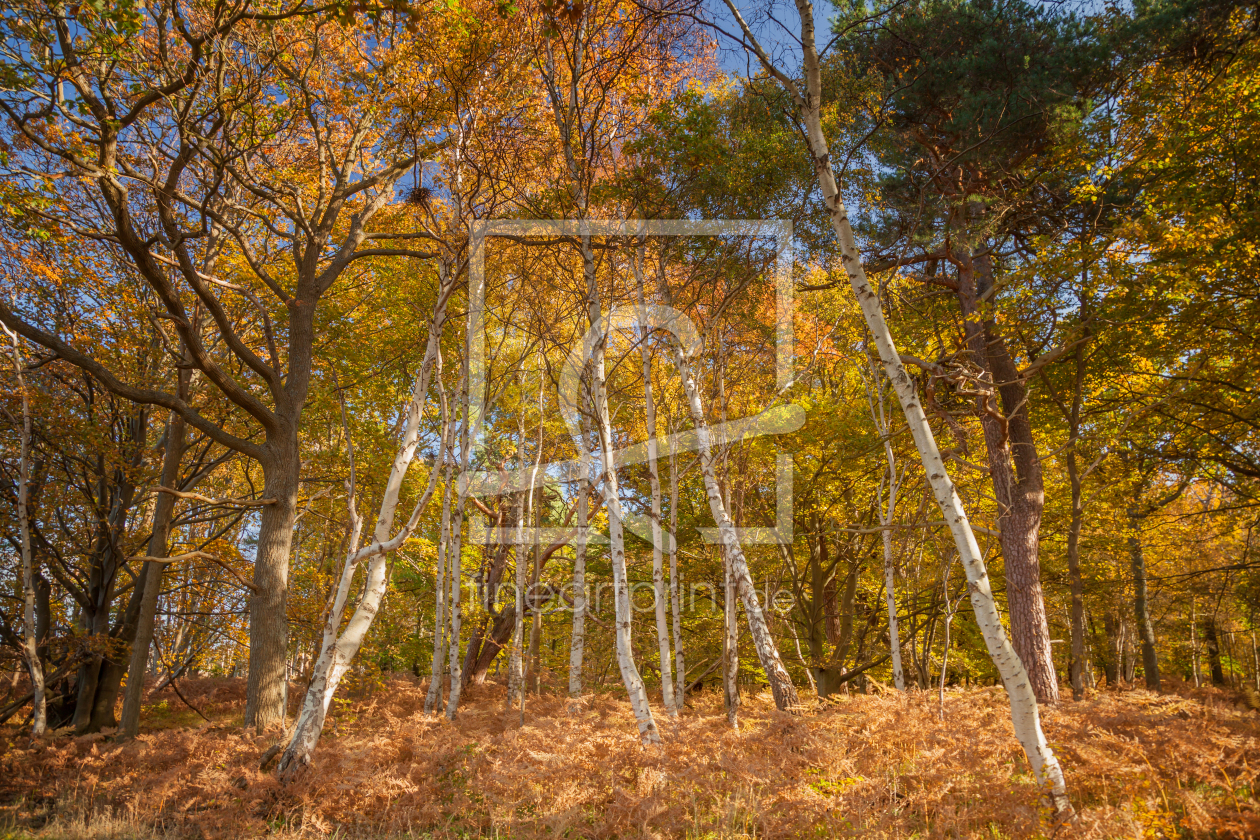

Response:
(0, 676), (1256, 839)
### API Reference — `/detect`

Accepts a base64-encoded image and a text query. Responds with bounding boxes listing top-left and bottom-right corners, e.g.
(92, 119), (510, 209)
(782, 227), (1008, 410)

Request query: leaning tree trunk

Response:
(715, 0), (1071, 811)
(277, 299), (449, 778)
(1127, 508), (1161, 691)
(666, 338), (801, 713)
(118, 406), (188, 738)
(6, 326), (45, 737)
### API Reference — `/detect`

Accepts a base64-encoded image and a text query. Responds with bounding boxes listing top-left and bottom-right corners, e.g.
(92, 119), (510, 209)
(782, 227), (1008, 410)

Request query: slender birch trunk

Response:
(1190, 600), (1201, 689)
(590, 269), (660, 742)
(541, 31), (657, 742)
(277, 295), (451, 779)
(665, 339), (800, 712)
(508, 423), (529, 714)
(634, 244), (676, 716)
(723, 549), (740, 728)
(5, 326), (44, 737)
(867, 360), (905, 691)
(568, 413), (590, 700)
(720, 0), (1071, 813)
(443, 364), (471, 719)
(669, 426), (684, 710)
(424, 458), (455, 715)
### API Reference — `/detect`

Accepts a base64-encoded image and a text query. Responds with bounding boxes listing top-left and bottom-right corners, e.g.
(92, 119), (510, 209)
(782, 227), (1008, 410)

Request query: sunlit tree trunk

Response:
(669, 428), (685, 710)
(634, 246), (676, 716)
(277, 292), (450, 779)
(718, 0), (1071, 813)
(568, 414), (590, 701)
(866, 360), (905, 691)
(666, 339), (800, 713)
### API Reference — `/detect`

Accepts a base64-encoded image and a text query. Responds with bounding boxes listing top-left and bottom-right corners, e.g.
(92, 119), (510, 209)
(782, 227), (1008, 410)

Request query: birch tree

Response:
(714, 0), (1071, 814)
(865, 358), (905, 691)
(276, 279), (454, 779)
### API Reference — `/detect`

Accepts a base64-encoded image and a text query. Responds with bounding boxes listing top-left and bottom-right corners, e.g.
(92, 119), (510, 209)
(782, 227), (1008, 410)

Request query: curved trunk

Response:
(728, 0), (1073, 808)
(668, 341), (801, 713)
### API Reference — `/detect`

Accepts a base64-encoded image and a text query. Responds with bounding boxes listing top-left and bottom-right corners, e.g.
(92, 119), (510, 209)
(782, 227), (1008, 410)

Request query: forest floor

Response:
(0, 675), (1257, 839)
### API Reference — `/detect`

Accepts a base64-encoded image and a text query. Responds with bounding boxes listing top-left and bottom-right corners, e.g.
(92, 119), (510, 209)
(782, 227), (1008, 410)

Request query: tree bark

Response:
(666, 337), (800, 712)
(958, 248), (1059, 704)
(634, 250), (676, 716)
(669, 428), (685, 709)
(424, 458), (454, 715)
(118, 408), (188, 738)
(718, 0), (1071, 812)
(277, 299), (449, 776)
(6, 326), (45, 737)
(722, 549), (740, 728)
(1127, 508), (1161, 690)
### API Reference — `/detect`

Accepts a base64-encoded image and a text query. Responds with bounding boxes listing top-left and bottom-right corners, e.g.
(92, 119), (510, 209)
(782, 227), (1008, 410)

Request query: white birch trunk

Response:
(277, 294), (451, 779)
(568, 412), (590, 700)
(867, 365), (906, 691)
(634, 245), (676, 716)
(723, 549), (740, 728)
(507, 421), (529, 714)
(719, 0), (1071, 813)
(5, 326), (45, 737)
(590, 275), (660, 741)
(443, 360), (473, 719)
(424, 457), (455, 714)
(669, 427), (685, 711)
(666, 341), (801, 712)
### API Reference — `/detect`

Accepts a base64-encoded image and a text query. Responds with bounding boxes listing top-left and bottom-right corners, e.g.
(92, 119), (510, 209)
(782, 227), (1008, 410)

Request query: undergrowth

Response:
(0, 677), (1256, 839)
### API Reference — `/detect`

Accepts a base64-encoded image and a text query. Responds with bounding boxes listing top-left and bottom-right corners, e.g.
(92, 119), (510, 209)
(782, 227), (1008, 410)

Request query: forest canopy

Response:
(0, 0), (1257, 835)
